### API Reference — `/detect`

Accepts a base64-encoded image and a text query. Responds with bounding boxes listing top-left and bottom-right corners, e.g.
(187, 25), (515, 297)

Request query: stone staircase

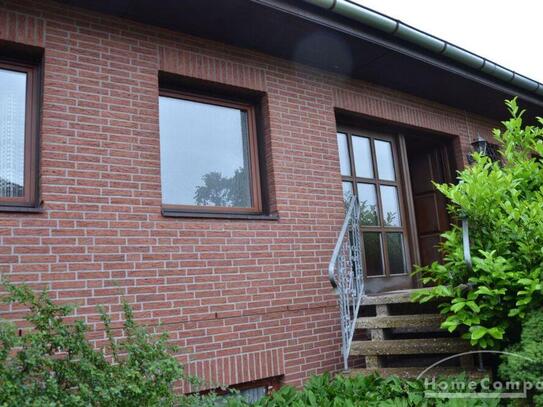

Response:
(346, 289), (485, 379)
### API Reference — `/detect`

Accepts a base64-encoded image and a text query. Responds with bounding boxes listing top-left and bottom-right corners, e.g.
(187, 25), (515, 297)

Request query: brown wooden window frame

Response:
(338, 127), (413, 278)
(158, 89), (265, 219)
(0, 60), (40, 211)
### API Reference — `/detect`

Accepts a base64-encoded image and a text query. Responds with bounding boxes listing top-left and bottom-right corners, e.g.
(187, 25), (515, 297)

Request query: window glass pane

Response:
(352, 135), (373, 178)
(342, 181), (353, 206)
(387, 233), (407, 274)
(380, 185), (401, 226)
(357, 183), (379, 226)
(218, 387), (267, 404)
(363, 232), (384, 276)
(240, 387), (267, 403)
(0, 68), (27, 198)
(375, 140), (395, 181)
(336, 132), (351, 176)
(159, 96), (252, 208)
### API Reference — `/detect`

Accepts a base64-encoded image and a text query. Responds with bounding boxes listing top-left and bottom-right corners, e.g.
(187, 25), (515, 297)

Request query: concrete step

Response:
(361, 288), (431, 306)
(356, 314), (443, 329)
(346, 367), (488, 380)
(350, 337), (471, 356)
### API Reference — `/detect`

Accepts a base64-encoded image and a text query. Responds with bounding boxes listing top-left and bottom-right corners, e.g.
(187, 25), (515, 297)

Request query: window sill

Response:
(161, 209), (279, 221)
(0, 205), (44, 214)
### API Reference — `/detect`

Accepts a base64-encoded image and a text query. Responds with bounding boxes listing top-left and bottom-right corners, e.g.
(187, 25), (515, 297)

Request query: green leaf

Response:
(466, 301), (481, 313)
(475, 286), (493, 296)
(487, 327), (504, 339)
(508, 308), (521, 317)
(470, 326), (488, 340)
(441, 319), (459, 333)
(450, 302), (466, 313)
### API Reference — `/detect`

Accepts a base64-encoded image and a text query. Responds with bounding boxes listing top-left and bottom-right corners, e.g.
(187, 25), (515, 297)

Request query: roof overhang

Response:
(57, 0), (543, 121)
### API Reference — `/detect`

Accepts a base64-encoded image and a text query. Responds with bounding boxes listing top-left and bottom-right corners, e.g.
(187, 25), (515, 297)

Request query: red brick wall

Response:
(0, 0), (497, 389)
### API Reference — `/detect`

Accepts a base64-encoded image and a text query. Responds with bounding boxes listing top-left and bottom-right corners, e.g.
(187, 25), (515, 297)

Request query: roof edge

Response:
(302, 0), (543, 97)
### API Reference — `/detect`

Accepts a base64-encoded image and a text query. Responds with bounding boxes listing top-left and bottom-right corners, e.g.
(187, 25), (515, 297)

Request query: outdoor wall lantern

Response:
(467, 134), (500, 164)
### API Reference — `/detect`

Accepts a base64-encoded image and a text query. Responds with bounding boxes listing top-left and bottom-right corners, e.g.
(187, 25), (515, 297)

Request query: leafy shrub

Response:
(225, 372), (499, 406)
(0, 282), (215, 406)
(499, 309), (543, 406)
(0, 283), (502, 406)
(413, 99), (543, 348)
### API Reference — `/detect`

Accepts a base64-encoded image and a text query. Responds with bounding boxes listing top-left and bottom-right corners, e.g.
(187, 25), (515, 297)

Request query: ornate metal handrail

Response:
(329, 195), (364, 371)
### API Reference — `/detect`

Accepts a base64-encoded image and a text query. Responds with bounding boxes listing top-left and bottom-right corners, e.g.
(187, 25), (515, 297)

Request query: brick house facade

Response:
(1, 0), (541, 391)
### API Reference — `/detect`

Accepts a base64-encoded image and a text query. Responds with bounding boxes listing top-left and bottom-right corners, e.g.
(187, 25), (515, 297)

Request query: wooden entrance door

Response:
(337, 128), (414, 294)
(407, 142), (454, 266)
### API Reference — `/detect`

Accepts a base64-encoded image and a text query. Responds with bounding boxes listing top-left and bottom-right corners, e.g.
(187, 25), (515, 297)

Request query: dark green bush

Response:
(0, 282), (215, 406)
(499, 309), (543, 406)
(225, 372), (499, 406)
(0, 283), (504, 406)
(413, 99), (543, 348)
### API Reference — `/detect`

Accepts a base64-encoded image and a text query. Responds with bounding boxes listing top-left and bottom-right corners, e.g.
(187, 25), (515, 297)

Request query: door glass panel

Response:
(387, 233), (407, 274)
(352, 136), (373, 178)
(342, 181), (353, 206)
(336, 129), (412, 287)
(337, 132), (351, 176)
(363, 232), (384, 276)
(380, 185), (401, 226)
(357, 183), (379, 226)
(0, 68), (27, 198)
(375, 140), (395, 181)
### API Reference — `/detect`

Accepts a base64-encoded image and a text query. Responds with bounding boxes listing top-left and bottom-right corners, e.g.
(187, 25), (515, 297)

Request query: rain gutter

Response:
(302, 0), (543, 97)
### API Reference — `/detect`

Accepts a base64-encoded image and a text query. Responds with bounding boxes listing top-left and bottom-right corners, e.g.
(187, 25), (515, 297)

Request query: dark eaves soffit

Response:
(298, 0), (543, 98)
(56, 0), (543, 117)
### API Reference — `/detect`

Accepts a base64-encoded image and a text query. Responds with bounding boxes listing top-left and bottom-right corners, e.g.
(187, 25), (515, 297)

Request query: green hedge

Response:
(0, 282), (503, 406)
(499, 309), (543, 406)
(0, 282), (215, 406)
(225, 373), (500, 406)
(413, 99), (543, 349)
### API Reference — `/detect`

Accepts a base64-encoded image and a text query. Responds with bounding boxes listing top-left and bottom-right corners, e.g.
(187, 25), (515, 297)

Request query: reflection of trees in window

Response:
(359, 200), (378, 225)
(0, 177), (23, 198)
(194, 167), (250, 207)
(383, 211), (397, 226)
(386, 233), (405, 273)
(359, 200), (397, 227)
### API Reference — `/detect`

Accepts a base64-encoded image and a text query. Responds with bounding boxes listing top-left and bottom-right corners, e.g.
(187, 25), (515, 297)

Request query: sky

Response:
(354, 0), (543, 83)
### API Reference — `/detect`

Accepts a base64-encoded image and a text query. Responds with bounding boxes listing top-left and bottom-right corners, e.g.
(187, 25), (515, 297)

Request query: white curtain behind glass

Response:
(0, 68), (27, 198)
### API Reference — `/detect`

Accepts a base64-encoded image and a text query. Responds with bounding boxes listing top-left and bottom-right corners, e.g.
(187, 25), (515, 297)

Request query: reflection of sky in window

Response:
(0, 68), (26, 189)
(375, 140), (395, 181)
(158, 97), (247, 206)
(380, 185), (401, 226)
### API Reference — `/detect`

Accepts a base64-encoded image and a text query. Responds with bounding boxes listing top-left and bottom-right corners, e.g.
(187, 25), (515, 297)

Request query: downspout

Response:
(302, 0), (543, 96)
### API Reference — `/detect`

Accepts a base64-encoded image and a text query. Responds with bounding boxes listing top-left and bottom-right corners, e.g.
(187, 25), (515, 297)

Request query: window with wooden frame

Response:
(158, 90), (263, 217)
(199, 376), (281, 403)
(337, 128), (411, 278)
(0, 61), (40, 210)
